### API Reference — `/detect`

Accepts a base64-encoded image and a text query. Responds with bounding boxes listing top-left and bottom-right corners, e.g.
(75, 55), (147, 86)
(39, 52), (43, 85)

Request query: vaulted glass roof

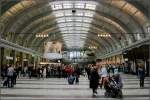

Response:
(1, 0), (150, 58)
(50, 1), (97, 49)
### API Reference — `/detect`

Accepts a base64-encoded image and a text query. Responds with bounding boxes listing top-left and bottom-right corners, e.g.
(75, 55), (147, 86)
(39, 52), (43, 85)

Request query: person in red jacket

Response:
(65, 65), (75, 84)
(65, 65), (74, 75)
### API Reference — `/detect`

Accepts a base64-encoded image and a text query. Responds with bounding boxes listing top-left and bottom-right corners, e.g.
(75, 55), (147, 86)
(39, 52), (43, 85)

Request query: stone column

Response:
(20, 52), (23, 70)
(1, 47), (4, 69)
(115, 56), (117, 64)
(26, 54), (29, 66)
(12, 50), (16, 65)
(31, 56), (36, 69)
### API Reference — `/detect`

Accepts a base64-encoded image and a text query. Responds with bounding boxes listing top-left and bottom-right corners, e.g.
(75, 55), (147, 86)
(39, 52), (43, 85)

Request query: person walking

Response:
(85, 64), (92, 79)
(7, 65), (15, 88)
(57, 66), (61, 78)
(112, 64), (116, 74)
(74, 65), (81, 84)
(99, 65), (108, 89)
(13, 67), (17, 85)
(37, 67), (41, 79)
(138, 64), (145, 88)
(23, 66), (28, 77)
(43, 67), (47, 79)
(89, 65), (100, 97)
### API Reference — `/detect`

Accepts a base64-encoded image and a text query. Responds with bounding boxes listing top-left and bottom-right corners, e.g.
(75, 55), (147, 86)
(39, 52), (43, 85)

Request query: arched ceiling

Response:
(0, 0), (150, 56)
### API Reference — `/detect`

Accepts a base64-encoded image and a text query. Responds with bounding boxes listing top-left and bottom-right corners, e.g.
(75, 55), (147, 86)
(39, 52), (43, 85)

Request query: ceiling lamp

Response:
(98, 33), (111, 37)
(36, 34), (49, 38)
(89, 46), (97, 49)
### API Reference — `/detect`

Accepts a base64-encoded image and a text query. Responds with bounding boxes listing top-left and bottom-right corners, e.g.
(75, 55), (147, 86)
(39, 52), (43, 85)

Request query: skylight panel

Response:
(66, 23), (74, 26)
(65, 40), (82, 42)
(65, 41), (85, 43)
(59, 27), (67, 31)
(61, 30), (68, 33)
(56, 18), (66, 23)
(74, 22), (82, 26)
(65, 43), (85, 45)
(83, 18), (93, 23)
(64, 37), (84, 40)
(85, 3), (96, 10)
(51, 4), (62, 10)
(82, 23), (90, 27)
(54, 12), (64, 17)
(74, 27), (88, 31)
(67, 27), (74, 30)
(50, 1), (97, 49)
(59, 22), (74, 27)
(74, 17), (82, 22)
(57, 23), (66, 27)
(67, 43), (85, 46)
(66, 45), (84, 48)
(66, 17), (73, 22)
(64, 12), (72, 16)
(59, 27), (89, 32)
(76, 12), (84, 16)
(81, 27), (89, 31)
(62, 34), (87, 37)
(63, 3), (73, 9)
(64, 38), (82, 40)
(61, 30), (88, 34)
(75, 3), (85, 9)
(84, 12), (94, 17)
(83, 19), (91, 23)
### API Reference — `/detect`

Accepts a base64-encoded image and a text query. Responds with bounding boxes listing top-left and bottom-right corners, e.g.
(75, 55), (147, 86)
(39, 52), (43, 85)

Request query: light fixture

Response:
(36, 33), (49, 38)
(89, 46), (97, 49)
(98, 33), (111, 37)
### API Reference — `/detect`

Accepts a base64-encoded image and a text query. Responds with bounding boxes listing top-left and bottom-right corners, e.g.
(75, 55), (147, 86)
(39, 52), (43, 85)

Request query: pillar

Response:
(12, 50), (16, 65)
(1, 47), (4, 68)
(31, 56), (36, 69)
(37, 56), (43, 64)
(115, 56), (117, 64)
(26, 54), (29, 66)
(33, 57), (36, 69)
(20, 52), (23, 69)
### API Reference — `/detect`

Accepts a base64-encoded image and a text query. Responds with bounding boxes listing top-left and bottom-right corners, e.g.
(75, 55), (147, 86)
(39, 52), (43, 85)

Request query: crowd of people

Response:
(2, 64), (17, 88)
(1, 62), (146, 98)
(86, 63), (146, 97)
(86, 64), (123, 97)
(1, 64), (84, 87)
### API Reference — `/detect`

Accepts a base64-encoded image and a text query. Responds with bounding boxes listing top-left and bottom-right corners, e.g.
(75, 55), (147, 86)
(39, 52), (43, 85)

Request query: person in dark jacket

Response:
(74, 65), (81, 84)
(89, 66), (100, 96)
(13, 68), (17, 85)
(138, 64), (145, 88)
(85, 64), (92, 80)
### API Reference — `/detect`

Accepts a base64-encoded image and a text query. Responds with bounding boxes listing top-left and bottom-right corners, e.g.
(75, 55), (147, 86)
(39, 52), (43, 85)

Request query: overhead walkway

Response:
(1, 74), (150, 100)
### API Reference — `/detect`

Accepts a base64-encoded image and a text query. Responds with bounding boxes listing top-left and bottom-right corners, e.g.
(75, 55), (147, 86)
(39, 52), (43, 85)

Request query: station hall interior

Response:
(0, 0), (150, 100)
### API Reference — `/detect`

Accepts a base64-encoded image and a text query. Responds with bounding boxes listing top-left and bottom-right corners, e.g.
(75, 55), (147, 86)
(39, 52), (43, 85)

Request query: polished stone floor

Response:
(0, 74), (150, 100)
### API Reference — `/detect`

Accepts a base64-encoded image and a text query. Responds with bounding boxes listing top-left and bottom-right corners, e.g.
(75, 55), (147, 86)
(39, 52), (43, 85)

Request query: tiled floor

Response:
(0, 74), (150, 100)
